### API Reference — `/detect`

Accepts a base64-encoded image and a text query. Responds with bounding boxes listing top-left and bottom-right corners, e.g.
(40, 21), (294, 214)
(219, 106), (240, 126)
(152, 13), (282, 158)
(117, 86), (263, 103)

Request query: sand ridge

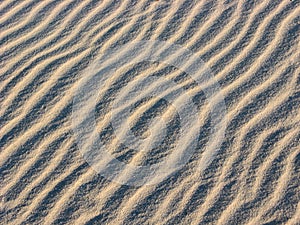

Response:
(0, 0), (299, 224)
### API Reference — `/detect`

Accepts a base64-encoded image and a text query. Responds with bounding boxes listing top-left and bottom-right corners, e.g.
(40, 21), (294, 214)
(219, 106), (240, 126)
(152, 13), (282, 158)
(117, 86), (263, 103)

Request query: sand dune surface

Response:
(0, 0), (299, 224)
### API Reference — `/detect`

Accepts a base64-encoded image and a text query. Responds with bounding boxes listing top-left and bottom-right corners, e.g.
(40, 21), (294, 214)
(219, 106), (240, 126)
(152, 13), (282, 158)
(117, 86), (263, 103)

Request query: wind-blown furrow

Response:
(0, 54), (95, 188)
(0, 1), (28, 32)
(34, 15), (171, 225)
(202, 7), (300, 107)
(198, 0), (264, 61)
(189, 0), (280, 54)
(0, 1), (126, 108)
(43, 4), (300, 224)
(137, 0), (296, 106)
(210, 0), (297, 81)
(1, 1), (159, 222)
(151, 0), (200, 41)
(1, 0), (299, 224)
(169, 48), (298, 223)
(0, 0), (158, 174)
(213, 2), (298, 85)
(252, 128), (298, 194)
(13, 163), (90, 225)
(190, 59), (296, 223)
(228, 131), (300, 225)
(0, 129), (70, 198)
(215, 125), (287, 224)
(0, 0), (19, 14)
(177, 0), (226, 49)
(0, 0), (85, 67)
(0, 0), (155, 130)
(287, 202), (300, 225)
(0, 0), (153, 108)
(161, 0), (207, 44)
(0, 0), (111, 120)
(200, 0), (275, 63)
(156, 0), (208, 41)
(67, 69), (200, 222)
(187, 3), (239, 50)
(0, 0), (63, 40)
(199, 0), (293, 91)
(3, 105), (88, 216)
(74, 89), (193, 223)
(42, 55), (199, 225)
(0, 0), (84, 83)
(0, 0), (124, 188)
(0, 0), (40, 30)
(285, 152), (300, 225)
(219, 110), (298, 221)
(2, 134), (72, 205)
(77, 63), (214, 224)
(220, 74), (298, 222)
(0, 71), (97, 198)
(152, 51), (298, 225)
(1, 135), (81, 223)
(0, 103), (75, 184)
(68, 51), (216, 225)
(247, 133), (300, 224)
(0, 0), (127, 78)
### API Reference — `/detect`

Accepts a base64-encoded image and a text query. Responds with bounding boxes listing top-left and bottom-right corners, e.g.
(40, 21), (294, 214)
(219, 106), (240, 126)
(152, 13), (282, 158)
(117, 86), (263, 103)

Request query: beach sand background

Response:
(0, 0), (299, 224)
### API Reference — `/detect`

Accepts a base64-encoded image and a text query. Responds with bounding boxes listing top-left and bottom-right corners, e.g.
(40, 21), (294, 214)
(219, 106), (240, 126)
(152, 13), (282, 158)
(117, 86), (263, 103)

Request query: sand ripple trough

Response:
(0, 0), (299, 224)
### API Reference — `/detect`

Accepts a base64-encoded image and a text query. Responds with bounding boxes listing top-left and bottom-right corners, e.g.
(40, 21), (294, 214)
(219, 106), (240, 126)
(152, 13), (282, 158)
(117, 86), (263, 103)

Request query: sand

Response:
(0, 0), (299, 224)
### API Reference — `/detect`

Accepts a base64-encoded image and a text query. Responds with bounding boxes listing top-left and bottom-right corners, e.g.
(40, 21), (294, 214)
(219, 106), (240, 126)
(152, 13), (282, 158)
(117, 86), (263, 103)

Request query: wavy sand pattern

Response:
(0, 0), (300, 224)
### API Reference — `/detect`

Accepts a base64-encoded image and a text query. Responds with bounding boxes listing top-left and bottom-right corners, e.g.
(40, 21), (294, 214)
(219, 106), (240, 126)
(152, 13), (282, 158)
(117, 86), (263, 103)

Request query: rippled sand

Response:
(0, 0), (299, 224)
